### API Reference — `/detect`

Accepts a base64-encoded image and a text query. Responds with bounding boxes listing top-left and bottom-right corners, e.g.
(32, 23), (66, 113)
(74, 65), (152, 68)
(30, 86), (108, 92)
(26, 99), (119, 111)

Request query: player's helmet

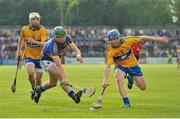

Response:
(29, 12), (41, 28)
(53, 26), (66, 38)
(29, 12), (41, 22)
(107, 29), (121, 41)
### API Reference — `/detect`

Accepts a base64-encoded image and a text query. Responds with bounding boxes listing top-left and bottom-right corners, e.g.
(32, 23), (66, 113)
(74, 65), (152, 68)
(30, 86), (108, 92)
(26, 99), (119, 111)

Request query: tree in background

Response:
(0, 0), (179, 27)
(168, 0), (180, 26)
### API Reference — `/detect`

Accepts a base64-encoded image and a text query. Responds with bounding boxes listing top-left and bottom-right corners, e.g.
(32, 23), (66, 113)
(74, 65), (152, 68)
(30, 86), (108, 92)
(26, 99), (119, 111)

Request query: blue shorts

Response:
(25, 58), (42, 69)
(115, 65), (143, 77)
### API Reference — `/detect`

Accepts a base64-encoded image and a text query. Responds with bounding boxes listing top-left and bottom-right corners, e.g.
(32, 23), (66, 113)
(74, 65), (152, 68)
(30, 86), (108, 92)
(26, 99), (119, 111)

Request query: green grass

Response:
(0, 64), (180, 118)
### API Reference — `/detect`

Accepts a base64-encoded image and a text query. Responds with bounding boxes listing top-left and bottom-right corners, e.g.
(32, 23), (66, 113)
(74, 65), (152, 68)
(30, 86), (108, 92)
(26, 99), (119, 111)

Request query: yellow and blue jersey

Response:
(106, 36), (141, 67)
(41, 36), (75, 61)
(20, 25), (47, 59)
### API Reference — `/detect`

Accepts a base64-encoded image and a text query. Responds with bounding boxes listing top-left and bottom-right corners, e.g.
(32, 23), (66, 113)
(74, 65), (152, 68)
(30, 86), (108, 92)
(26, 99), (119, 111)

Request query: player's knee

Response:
(50, 81), (57, 87)
(51, 83), (57, 87)
(116, 78), (124, 85)
(115, 75), (124, 81)
(28, 71), (35, 76)
(49, 79), (57, 87)
(140, 85), (146, 90)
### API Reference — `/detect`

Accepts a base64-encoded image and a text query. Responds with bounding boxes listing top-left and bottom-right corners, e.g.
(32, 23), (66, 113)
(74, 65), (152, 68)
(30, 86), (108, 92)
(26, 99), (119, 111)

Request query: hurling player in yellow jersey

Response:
(16, 12), (47, 100)
(102, 29), (168, 108)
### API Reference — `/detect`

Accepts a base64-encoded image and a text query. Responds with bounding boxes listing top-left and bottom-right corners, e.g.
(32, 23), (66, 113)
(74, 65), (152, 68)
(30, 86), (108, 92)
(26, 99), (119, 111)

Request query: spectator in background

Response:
(167, 52), (173, 64)
(177, 55), (180, 69)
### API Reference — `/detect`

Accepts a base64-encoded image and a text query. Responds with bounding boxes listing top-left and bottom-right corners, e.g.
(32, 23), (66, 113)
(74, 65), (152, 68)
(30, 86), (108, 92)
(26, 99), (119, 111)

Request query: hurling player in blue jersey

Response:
(33, 26), (83, 104)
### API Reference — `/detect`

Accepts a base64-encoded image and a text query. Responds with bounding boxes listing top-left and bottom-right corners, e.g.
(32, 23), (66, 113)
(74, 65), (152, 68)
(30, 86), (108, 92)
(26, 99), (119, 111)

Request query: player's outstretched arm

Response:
(102, 64), (111, 88)
(139, 35), (168, 44)
(69, 44), (83, 63)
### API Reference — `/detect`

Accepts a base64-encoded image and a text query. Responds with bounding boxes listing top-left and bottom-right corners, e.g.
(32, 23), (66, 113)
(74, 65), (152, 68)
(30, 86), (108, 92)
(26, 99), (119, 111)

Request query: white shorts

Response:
(40, 60), (56, 72)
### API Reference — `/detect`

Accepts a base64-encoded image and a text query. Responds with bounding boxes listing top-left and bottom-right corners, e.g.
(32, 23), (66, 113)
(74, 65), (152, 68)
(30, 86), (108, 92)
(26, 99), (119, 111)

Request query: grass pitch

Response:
(0, 64), (180, 118)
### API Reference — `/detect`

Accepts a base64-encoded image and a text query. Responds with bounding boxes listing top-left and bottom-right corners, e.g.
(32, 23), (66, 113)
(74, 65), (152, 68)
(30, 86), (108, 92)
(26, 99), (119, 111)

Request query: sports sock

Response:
(123, 97), (130, 107)
(68, 90), (75, 98)
(37, 85), (44, 93)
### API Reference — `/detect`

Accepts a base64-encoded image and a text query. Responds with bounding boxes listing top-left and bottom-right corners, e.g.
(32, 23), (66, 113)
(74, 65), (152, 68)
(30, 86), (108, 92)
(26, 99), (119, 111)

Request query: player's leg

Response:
(34, 66), (82, 104)
(34, 60), (82, 103)
(126, 56), (140, 90)
(35, 72), (43, 86)
(29, 60), (43, 100)
(38, 60), (59, 90)
(25, 61), (36, 89)
(133, 76), (146, 90)
(34, 60), (43, 86)
(33, 65), (58, 103)
(41, 65), (60, 90)
(129, 66), (146, 90)
(61, 85), (82, 104)
(57, 64), (82, 104)
(25, 58), (37, 100)
(32, 72), (43, 101)
(115, 66), (131, 107)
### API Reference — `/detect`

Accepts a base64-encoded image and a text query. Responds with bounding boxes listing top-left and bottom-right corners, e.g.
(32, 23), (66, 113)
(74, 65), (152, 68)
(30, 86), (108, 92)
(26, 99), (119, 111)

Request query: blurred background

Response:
(0, 0), (180, 65)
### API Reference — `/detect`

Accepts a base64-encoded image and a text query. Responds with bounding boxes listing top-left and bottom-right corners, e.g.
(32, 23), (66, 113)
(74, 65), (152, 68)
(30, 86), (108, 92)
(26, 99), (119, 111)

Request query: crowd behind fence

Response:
(0, 26), (180, 62)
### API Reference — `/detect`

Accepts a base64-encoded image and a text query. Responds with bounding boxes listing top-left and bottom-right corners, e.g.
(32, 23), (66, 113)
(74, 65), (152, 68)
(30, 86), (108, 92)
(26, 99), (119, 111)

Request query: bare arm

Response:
(26, 38), (46, 46)
(69, 44), (83, 63)
(138, 35), (168, 44)
(16, 37), (24, 58)
(53, 57), (62, 67)
(102, 64), (111, 87)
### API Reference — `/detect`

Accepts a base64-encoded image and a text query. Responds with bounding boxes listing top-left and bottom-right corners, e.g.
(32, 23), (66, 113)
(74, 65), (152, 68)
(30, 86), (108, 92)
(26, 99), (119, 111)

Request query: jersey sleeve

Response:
(66, 36), (75, 47)
(50, 42), (59, 59)
(124, 36), (141, 46)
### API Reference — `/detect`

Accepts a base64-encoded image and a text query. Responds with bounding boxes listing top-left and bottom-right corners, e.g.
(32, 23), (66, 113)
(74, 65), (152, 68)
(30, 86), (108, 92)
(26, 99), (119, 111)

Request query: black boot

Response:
(30, 89), (35, 100)
(127, 75), (134, 89)
(34, 86), (42, 104)
(72, 91), (82, 104)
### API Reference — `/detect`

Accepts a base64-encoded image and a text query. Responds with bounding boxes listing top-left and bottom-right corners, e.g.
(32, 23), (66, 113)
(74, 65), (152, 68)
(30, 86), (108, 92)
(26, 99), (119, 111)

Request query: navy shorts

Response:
(115, 65), (143, 77)
(25, 58), (42, 72)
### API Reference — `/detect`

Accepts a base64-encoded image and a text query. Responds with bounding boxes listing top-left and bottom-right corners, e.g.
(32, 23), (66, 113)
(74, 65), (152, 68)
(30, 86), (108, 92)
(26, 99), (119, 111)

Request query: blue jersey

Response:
(41, 36), (75, 61)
